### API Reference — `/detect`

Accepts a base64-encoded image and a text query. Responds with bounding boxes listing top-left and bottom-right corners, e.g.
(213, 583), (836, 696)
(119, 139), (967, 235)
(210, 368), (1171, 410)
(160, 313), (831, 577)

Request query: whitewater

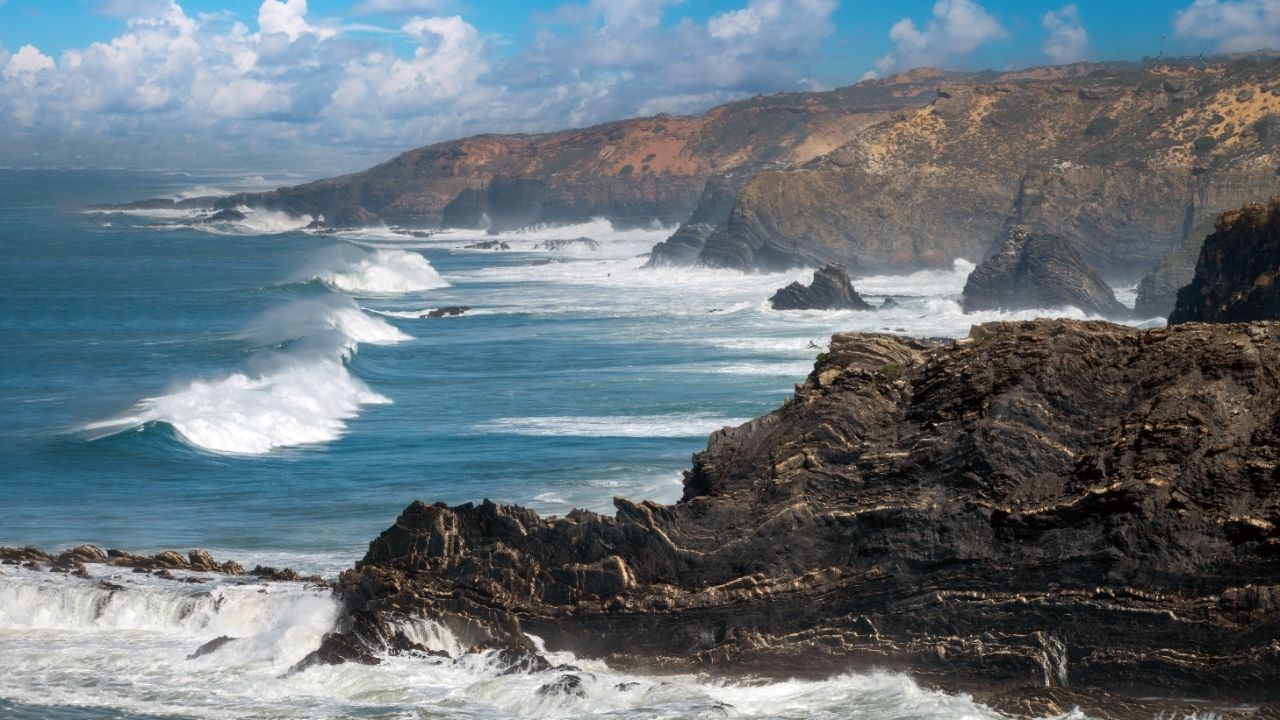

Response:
(0, 169), (1166, 720)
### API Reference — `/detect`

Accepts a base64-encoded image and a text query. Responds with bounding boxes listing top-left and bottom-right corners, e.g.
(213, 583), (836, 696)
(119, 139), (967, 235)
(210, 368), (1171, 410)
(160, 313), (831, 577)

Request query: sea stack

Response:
(961, 225), (1129, 317)
(768, 264), (872, 311)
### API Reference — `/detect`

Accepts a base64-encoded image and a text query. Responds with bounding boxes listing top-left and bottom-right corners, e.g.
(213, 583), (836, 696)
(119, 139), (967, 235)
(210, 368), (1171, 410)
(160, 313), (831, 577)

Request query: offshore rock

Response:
(768, 264), (872, 311)
(961, 226), (1129, 317)
(323, 319), (1280, 719)
(1170, 197), (1280, 323)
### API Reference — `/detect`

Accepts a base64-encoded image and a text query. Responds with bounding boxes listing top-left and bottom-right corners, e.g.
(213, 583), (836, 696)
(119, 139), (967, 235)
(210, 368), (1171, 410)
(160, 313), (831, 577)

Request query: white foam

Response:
(192, 206), (315, 236)
(169, 185), (231, 201)
(83, 297), (407, 455)
(293, 244), (449, 295)
(474, 414), (749, 438)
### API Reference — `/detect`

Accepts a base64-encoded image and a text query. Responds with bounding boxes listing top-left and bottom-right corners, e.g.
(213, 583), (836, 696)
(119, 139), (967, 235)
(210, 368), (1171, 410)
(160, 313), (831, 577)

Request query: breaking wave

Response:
(291, 244), (449, 295)
(82, 296), (409, 455)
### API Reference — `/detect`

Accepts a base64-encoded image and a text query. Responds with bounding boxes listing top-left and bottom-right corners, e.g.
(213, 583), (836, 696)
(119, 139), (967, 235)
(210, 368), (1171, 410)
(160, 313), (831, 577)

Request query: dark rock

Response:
(492, 648), (553, 675)
(536, 237), (600, 252)
(645, 223), (717, 268)
(537, 674), (586, 697)
(196, 209), (247, 224)
(880, 297), (899, 309)
(315, 319), (1280, 717)
(464, 240), (511, 251)
(961, 226), (1129, 317)
(426, 306), (470, 318)
(324, 205), (378, 229)
(1171, 197), (1280, 323)
(188, 549), (218, 571)
(187, 635), (236, 659)
(0, 547), (51, 565)
(768, 264), (873, 311)
(1134, 214), (1217, 318)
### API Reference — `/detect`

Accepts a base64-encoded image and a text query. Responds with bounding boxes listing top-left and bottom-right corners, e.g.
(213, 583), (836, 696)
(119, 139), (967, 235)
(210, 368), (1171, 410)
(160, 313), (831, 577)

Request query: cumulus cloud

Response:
(1042, 4), (1089, 63)
(872, 0), (1005, 76)
(1173, 0), (1280, 52)
(0, 0), (840, 169)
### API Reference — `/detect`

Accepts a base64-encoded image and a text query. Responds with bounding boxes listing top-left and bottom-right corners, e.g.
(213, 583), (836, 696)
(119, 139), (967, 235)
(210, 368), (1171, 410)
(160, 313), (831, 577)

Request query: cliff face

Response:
(317, 319), (1280, 718)
(214, 83), (943, 229)
(1170, 196), (1280, 323)
(694, 59), (1280, 275)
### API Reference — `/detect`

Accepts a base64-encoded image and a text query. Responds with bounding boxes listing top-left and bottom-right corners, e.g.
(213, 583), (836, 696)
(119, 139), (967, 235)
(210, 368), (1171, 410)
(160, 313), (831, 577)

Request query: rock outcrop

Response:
(694, 57), (1280, 274)
(0, 545), (326, 584)
(311, 319), (1280, 718)
(961, 226), (1129, 317)
(768, 264), (872, 310)
(1170, 197), (1280, 324)
(644, 223), (718, 267)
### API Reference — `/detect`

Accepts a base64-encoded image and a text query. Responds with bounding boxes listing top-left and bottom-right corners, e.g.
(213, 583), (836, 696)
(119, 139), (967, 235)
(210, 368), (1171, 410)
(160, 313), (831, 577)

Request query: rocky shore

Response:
(293, 318), (1280, 719)
(0, 545), (327, 585)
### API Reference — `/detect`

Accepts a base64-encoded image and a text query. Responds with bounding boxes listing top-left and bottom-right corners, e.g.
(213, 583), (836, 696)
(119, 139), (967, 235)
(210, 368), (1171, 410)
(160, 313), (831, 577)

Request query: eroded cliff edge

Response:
(316, 319), (1280, 719)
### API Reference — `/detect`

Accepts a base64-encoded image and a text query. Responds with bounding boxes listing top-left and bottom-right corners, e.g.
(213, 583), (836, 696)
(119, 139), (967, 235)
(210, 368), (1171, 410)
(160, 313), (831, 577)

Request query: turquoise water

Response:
(0, 169), (1122, 719)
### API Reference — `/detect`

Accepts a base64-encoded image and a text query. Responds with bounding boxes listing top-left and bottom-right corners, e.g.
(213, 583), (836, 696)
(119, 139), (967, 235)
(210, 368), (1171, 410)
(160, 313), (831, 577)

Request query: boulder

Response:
(1170, 197), (1280, 324)
(768, 264), (873, 311)
(426, 306), (470, 318)
(961, 225), (1129, 317)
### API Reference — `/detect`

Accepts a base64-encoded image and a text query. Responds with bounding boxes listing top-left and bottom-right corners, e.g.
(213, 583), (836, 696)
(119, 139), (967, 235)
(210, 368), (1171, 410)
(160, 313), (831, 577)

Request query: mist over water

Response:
(0, 170), (1161, 719)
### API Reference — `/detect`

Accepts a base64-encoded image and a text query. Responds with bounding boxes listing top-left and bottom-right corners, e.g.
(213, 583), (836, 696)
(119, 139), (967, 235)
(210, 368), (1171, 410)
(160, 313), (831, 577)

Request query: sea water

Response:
(0, 169), (1159, 719)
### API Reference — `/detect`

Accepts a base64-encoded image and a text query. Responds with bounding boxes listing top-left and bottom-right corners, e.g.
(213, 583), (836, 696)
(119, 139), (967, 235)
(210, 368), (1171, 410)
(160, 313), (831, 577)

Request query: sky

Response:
(0, 0), (1276, 173)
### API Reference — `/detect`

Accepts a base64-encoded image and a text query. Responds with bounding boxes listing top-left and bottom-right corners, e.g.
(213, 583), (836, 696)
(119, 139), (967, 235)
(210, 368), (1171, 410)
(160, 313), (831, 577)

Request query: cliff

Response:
(312, 319), (1280, 719)
(1170, 196), (1280, 323)
(210, 82), (949, 230)
(691, 58), (1280, 276)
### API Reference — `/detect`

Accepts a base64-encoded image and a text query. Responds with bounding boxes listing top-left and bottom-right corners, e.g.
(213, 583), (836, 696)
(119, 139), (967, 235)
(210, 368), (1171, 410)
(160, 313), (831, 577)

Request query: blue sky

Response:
(0, 1), (1273, 171)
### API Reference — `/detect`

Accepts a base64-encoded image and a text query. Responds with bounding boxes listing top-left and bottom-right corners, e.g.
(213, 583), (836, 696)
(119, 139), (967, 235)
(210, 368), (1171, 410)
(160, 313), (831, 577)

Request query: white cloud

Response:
(1042, 4), (1089, 64)
(873, 0), (1006, 76)
(0, 0), (842, 169)
(1173, 0), (1280, 52)
(258, 0), (335, 41)
(5, 45), (56, 77)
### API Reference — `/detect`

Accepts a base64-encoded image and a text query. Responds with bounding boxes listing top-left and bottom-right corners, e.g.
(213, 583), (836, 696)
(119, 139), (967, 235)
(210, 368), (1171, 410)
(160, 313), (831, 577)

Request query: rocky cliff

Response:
(312, 319), (1280, 719)
(1170, 196), (1280, 323)
(691, 57), (1280, 276)
(210, 81), (949, 230)
(961, 225), (1129, 317)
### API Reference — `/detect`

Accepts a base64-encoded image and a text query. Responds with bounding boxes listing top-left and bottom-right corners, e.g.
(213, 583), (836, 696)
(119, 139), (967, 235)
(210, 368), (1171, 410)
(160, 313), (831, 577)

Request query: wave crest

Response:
(292, 245), (449, 295)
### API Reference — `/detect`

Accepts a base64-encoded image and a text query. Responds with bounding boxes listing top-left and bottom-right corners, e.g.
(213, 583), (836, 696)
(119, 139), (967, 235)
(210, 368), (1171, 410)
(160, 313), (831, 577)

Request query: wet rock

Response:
(426, 306), (470, 318)
(187, 635), (236, 659)
(1170, 197), (1280, 324)
(880, 297), (899, 309)
(492, 648), (553, 675)
(320, 319), (1280, 717)
(196, 209), (247, 224)
(188, 549), (218, 571)
(961, 225), (1129, 317)
(536, 237), (599, 252)
(464, 240), (511, 251)
(769, 264), (873, 311)
(537, 674), (586, 698)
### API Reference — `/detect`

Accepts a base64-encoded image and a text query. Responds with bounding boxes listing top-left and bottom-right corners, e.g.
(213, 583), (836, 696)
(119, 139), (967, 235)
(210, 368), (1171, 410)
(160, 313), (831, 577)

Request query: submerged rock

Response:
(315, 319), (1280, 718)
(187, 635), (236, 659)
(426, 306), (470, 318)
(536, 237), (599, 252)
(1170, 197), (1280, 324)
(961, 226), (1129, 317)
(464, 240), (511, 251)
(196, 209), (247, 224)
(768, 264), (872, 311)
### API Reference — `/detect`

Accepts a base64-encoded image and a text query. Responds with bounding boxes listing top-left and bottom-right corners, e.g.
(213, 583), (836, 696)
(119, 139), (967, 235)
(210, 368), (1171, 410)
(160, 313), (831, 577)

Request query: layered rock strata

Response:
(1170, 196), (1280, 323)
(309, 319), (1280, 719)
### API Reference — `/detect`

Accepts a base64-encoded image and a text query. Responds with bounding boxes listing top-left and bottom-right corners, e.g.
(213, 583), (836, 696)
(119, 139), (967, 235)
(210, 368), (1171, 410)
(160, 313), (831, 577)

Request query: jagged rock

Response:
(645, 223), (717, 268)
(880, 297), (899, 309)
(536, 237), (599, 252)
(1170, 197), (1280, 323)
(1134, 214), (1217, 317)
(187, 549), (218, 571)
(426, 306), (470, 318)
(317, 319), (1280, 718)
(768, 264), (872, 311)
(187, 636), (236, 659)
(464, 240), (510, 251)
(961, 226), (1129, 317)
(196, 209), (247, 224)
(537, 674), (586, 697)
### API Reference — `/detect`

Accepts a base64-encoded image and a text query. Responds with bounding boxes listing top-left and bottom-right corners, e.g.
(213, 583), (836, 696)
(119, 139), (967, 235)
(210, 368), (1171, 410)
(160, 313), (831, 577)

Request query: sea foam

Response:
(292, 244), (449, 295)
(83, 296), (408, 455)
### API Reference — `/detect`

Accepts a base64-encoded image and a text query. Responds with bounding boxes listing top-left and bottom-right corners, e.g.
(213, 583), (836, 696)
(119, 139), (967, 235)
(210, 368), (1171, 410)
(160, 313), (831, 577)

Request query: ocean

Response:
(0, 169), (1156, 719)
